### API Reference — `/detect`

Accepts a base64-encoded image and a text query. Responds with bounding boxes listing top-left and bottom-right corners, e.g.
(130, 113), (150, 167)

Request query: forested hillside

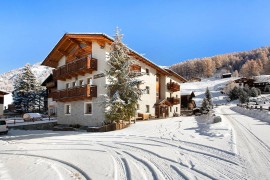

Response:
(170, 47), (270, 79)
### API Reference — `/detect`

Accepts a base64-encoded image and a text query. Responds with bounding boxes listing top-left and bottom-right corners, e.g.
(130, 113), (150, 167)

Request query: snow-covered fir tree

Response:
(238, 88), (249, 103)
(12, 64), (46, 113)
(201, 98), (210, 111)
(105, 28), (143, 123)
(205, 87), (213, 108)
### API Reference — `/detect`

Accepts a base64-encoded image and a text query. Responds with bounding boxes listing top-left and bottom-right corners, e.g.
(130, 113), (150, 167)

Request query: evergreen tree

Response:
(105, 28), (143, 123)
(243, 84), (251, 96)
(250, 87), (258, 97)
(228, 86), (239, 101)
(238, 88), (249, 103)
(201, 98), (210, 111)
(12, 64), (46, 113)
(205, 87), (213, 109)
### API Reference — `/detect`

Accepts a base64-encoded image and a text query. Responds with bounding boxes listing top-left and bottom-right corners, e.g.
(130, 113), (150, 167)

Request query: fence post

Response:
(255, 106), (257, 109)
(260, 106), (263, 111)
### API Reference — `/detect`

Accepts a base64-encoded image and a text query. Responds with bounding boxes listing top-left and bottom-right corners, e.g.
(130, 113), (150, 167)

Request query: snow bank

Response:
(231, 106), (270, 123)
(194, 112), (231, 138)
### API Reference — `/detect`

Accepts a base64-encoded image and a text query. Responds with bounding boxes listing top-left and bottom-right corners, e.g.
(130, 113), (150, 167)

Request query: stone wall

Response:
(9, 122), (57, 130)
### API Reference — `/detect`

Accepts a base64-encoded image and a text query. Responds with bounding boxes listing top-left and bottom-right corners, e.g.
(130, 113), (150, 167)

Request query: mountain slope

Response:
(171, 46), (270, 79)
(0, 62), (52, 93)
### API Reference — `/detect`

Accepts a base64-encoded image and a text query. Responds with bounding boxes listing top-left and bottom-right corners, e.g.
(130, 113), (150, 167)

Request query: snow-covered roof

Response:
(0, 90), (9, 95)
(253, 75), (270, 83)
(42, 33), (179, 78)
(222, 73), (232, 75)
(181, 91), (195, 96)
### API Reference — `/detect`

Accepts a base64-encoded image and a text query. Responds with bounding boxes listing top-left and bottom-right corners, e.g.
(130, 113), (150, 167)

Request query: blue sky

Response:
(1, 0), (270, 74)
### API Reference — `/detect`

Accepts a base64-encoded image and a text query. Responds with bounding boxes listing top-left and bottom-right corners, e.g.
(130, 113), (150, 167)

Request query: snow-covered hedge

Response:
(231, 106), (270, 123)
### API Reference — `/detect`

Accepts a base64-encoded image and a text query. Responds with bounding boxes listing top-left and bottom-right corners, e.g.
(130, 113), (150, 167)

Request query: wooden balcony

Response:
(53, 56), (97, 80)
(46, 81), (56, 88)
(167, 82), (180, 92)
(167, 97), (180, 105)
(51, 85), (97, 102)
(130, 64), (141, 72)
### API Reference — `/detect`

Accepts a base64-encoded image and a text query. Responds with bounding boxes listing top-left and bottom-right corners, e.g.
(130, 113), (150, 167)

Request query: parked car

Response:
(23, 113), (42, 121)
(0, 120), (8, 134)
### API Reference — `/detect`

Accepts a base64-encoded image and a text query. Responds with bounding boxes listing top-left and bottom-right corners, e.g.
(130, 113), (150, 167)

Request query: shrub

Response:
(264, 85), (270, 92)
(239, 88), (249, 103)
(250, 87), (258, 97)
(213, 116), (222, 123)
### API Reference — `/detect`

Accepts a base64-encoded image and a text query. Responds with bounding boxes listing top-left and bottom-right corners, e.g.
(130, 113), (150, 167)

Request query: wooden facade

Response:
(181, 92), (196, 110)
(51, 85), (97, 102)
(53, 57), (97, 81)
(167, 81), (180, 92)
(167, 97), (180, 105)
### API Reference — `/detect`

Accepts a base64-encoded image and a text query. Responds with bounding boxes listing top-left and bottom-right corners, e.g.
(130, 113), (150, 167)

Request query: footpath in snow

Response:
(0, 112), (246, 180)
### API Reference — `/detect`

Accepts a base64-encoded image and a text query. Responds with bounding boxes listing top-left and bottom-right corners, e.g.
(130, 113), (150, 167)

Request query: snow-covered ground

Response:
(0, 112), (247, 180)
(218, 105), (270, 179)
(181, 77), (237, 106)
(1, 76), (270, 179)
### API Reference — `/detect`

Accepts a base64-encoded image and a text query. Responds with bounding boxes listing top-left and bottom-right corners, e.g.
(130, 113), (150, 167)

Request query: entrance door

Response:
(159, 106), (169, 118)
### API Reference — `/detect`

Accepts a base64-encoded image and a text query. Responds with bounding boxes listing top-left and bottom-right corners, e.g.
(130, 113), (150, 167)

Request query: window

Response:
(146, 68), (149, 75)
(146, 86), (150, 94)
(79, 80), (84, 86)
(170, 107), (172, 112)
(65, 104), (71, 115)
(146, 105), (150, 113)
(176, 95), (178, 98)
(85, 103), (92, 114)
(176, 107), (178, 112)
(72, 81), (76, 87)
(66, 83), (70, 89)
(87, 78), (92, 85)
(137, 104), (140, 110)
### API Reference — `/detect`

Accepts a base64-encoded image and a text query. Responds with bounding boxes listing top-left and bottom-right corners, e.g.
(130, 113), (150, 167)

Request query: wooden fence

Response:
(87, 121), (130, 132)
(237, 104), (270, 111)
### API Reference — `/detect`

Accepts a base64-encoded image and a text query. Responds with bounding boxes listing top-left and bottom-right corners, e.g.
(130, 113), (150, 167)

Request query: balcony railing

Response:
(51, 85), (97, 102)
(46, 81), (56, 88)
(53, 56), (97, 80)
(167, 82), (180, 92)
(167, 97), (180, 105)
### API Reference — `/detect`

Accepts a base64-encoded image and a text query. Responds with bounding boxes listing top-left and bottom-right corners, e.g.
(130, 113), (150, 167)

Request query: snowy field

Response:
(0, 107), (249, 180)
(1, 77), (270, 179)
(181, 77), (237, 106)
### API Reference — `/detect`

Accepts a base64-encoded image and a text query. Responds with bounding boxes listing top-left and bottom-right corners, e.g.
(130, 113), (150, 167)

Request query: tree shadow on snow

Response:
(184, 115), (224, 138)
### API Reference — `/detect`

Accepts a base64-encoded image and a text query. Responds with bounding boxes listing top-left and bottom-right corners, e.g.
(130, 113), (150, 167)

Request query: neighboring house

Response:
(41, 33), (187, 126)
(41, 74), (58, 116)
(0, 90), (9, 116)
(181, 91), (196, 110)
(253, 75), (270, 92)
(222, 73), (232, 78)
(234, 77), (255, 88)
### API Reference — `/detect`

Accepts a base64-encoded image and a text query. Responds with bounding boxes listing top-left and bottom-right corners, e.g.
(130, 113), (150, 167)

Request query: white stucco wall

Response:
(136, 62), (157, 116)
(54, 39), (183, 126)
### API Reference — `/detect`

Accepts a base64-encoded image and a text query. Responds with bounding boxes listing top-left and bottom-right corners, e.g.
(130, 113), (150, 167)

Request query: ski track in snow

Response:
(0, 152), (89, 180)
(0, 111), (261, 179)
(220, 106), (270, 179)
